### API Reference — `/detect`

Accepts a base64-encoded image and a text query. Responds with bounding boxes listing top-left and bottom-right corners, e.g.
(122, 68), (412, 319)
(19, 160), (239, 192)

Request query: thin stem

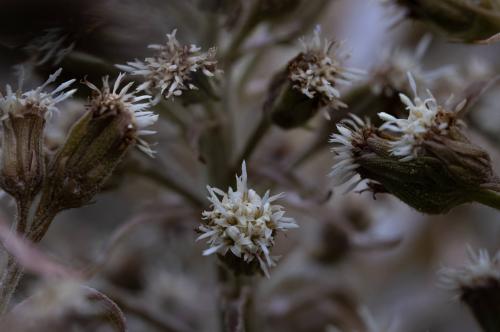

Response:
(224, 2), (261, 65)
(0, 198), (31, 315)
(217, 266), (251, 332)
(129, 166), (205, 208)
(286, 84), (376, 171)
(230, 114), (272, 178)
(472, 189), (500, 211)
(232, 0), (331, 60)
(0, 256), (23, 315)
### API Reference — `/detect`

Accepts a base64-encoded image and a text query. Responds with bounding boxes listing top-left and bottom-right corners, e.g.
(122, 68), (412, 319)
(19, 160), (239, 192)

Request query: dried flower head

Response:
(329, 74), (500, 213)
(0, 68), (76, 119)
(0, 69), (76, 201)
(440, 247), (500, 293)
(378, 73), (466, 161)
(116, 29), (218, 104)
(288, 26), (364, 109)
(85, 73), (158, 157)
(198, 161), (298, 277)
(439, 248), (500, 332)
(329, 113), (374, 193)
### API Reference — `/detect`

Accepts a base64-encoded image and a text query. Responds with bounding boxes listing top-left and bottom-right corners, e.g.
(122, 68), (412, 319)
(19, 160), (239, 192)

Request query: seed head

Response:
(116, 29), (219, 104)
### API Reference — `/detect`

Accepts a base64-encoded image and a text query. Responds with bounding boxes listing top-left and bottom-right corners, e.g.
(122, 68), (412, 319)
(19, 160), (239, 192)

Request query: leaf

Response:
(83, 286), (128, 332)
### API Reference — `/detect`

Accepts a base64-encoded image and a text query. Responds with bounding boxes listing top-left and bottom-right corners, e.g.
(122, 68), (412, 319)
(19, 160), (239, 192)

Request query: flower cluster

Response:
(197, 162), (298, 277)
(0, 68), (76, 119)
(116, 29), (218, 104)
(288, 26), (364, 108)
(84, 73), (158, 157)
(377, 73), (465, 161)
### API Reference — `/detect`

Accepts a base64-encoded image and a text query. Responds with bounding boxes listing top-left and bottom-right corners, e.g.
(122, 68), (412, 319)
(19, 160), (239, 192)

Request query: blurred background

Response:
(1, 0), (500, 331)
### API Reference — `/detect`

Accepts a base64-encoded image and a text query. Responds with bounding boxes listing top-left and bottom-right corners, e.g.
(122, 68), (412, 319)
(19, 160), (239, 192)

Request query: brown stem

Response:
(0, 198), (31, 314)
(229, 114), (272, 182)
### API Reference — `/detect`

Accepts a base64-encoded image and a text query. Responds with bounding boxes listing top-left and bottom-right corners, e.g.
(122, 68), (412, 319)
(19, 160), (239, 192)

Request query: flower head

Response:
(198, 161), (298, 277)
(377, 73), (465, 161)
(84, 73), (158, 157)
(0, 69), (76, 200)
(329, 113), (374, 193)
(0, 68), (76, 119)
(116, 29), (218, 104)
(440, 247), (500, 293)
(288, 26), (364, 108)
(439, 247), (500, 330)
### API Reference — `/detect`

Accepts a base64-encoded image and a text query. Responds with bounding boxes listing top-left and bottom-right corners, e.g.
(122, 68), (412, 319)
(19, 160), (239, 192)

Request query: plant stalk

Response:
(0, 199), (31, 315)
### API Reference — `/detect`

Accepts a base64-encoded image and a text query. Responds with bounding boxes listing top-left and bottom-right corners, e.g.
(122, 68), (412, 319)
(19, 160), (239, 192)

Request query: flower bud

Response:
(37, 74), (157, 213)
(266, 27), (363, 129)
(390, 0), (500, 42)
(330, 74), (500, 214)
(0, 69), (76, 201)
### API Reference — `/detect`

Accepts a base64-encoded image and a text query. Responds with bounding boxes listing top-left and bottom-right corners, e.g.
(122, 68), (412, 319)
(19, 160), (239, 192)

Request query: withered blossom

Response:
(116, 29), (219, 104)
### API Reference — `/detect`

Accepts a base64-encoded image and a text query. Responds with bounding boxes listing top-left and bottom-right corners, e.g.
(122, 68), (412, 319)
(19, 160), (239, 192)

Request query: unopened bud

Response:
(38, 74), (157, 213)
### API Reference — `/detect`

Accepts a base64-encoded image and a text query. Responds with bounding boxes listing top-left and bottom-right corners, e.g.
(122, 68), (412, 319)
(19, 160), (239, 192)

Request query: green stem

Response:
(472, 189), (500, 210)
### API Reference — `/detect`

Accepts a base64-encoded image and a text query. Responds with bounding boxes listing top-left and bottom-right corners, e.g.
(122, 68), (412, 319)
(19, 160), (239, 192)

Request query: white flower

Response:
(197, 161), (298, 277)
(84, 73), (158, 157)
(371, 35), (452, 96)
(289, 26), (364, 108)
(0, 68), (76, 119)
(116, 29), (218, 104)
(377, 73), (465, 161)
(329, 113), (371, 193)
(439, 247), (500, 294)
